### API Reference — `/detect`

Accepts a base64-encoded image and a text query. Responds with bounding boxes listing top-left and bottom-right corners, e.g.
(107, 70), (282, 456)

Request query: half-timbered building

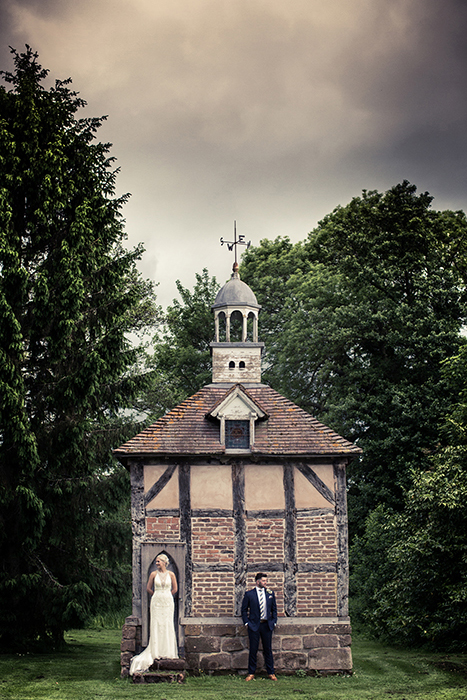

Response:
(115, 262), (361, 676)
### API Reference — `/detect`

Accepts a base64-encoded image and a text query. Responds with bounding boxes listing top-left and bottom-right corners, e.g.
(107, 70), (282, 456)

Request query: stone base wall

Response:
(121, 616), (142, 678)
(120, 616), (351, 677)
(183, 617), (351, 674)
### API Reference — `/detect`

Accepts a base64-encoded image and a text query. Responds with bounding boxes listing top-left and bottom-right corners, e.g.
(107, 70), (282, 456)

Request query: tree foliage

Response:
(0, 47), (157, 648)
(351, 348), (467, 647)
(144, 269), (219, 417)
(145, 181), (467, 648)
(241, 182), (467, 528)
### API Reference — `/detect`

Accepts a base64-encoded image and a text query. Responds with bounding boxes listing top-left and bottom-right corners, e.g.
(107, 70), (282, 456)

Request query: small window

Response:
(239, 361), (245, 369)
(229, 361), (235, 369)
(225, 420), (250, 449)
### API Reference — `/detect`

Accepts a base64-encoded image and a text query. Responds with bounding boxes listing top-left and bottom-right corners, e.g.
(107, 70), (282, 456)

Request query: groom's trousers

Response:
(247, 622), (274, 675)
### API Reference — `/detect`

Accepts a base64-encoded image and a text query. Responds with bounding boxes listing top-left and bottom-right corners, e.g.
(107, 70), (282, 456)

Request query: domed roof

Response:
(212, 269), (260, 309)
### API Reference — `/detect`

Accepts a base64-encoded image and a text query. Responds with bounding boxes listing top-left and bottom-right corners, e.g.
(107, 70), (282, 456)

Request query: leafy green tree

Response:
(241, 182), (467, 529)
(349, 504), (400, 634)
(0, 47), (157, 648)
(351, 347), (467, 648)
(145, 269), (219, 417)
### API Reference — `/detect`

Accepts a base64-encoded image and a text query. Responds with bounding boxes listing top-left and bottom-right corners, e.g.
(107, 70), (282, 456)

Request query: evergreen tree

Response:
(0, 47), (157, 648)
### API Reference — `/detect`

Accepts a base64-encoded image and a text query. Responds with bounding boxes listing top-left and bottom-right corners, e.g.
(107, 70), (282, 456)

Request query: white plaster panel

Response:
(223, 395), (251, 417)
(191, 464), (233, 509)
(245, 464), (285, 510)
(294, 464), (334, 509)
(145, 464), (179, 509)
(312, 464), (335, 492)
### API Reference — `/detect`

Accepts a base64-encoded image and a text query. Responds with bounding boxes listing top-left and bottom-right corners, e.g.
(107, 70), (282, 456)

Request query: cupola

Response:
(210, 262), (264, 383)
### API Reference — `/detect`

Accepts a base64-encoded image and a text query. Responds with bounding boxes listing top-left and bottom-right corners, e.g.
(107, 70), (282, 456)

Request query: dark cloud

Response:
(1, 0), (467, 304)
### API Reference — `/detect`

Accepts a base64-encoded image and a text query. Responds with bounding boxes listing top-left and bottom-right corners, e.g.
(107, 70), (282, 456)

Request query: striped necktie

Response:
(259, 590), (266, 619)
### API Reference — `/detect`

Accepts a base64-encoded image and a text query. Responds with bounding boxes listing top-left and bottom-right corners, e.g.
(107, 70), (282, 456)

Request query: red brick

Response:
(192, 572), (235, 616)
(296, 572), (337, 616)
(146, 516), (180, 538)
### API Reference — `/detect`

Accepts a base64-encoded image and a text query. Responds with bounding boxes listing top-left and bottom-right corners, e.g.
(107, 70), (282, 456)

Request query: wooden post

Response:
(283, 462), (297, 616)
(334, 459), (349, 617)
(179, 461), (192, 617)
(130, 460), (145, 620)
(232, 461), (247, 615)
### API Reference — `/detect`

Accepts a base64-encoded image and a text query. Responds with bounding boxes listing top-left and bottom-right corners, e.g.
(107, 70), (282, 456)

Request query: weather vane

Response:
(220, 221), (251, 266)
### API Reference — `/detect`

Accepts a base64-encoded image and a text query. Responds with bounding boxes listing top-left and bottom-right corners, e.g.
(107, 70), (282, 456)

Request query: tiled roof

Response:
(113, 383), (361, 460)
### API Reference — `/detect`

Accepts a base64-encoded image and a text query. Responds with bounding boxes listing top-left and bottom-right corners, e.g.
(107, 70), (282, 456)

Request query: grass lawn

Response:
(1, 629), (467, 700)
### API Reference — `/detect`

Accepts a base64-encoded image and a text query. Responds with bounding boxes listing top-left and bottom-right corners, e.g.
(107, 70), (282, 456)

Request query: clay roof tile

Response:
(113, 384), (361, 461)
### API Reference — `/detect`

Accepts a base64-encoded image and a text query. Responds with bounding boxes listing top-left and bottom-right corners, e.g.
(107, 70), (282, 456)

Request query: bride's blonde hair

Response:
(157, 553), (169, 565)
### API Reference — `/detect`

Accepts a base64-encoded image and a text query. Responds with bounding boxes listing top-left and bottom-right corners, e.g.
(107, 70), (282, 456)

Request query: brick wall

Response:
(246, 518), (284, 561)
(296, 572), (337, 616)
(192, 572), (235, 616)
(146, 516), (180, 539)
(145, 507), (339, 621)
(191, 517), (235, 616)
(296, 513), (337, 562)
(143, 513), (340, 618)
(192, 517), (234, 563)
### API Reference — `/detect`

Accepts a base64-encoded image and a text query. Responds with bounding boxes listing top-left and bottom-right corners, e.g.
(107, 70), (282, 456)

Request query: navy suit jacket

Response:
(241, 587), (278, 632)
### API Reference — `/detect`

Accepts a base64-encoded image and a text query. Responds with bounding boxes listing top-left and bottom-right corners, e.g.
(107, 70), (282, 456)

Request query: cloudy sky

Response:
(1, 0), (467, 307)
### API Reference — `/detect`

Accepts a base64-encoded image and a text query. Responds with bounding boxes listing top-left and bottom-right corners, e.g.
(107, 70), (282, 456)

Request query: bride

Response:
(130, 554), (178, 674)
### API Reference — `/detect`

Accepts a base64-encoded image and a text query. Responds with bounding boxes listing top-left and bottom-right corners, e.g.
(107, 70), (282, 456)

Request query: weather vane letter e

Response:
(220, 221), (251, 266)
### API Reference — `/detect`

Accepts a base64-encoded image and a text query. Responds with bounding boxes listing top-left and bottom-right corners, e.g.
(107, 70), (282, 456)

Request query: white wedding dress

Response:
(130, 571), (178, 675)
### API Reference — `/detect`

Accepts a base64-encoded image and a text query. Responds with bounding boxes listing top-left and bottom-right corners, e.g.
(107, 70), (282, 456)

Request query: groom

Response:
(241, 572), (278, 681)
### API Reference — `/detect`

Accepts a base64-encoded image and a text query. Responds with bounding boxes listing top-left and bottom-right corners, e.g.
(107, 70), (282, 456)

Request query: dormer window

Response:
(239, 361), (245, 369)
(229, 361), (235, 369)
(206, 384), (268, 453)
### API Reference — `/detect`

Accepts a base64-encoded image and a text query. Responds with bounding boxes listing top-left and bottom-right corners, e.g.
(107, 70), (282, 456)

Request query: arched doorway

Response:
(141, 543), (186, 656)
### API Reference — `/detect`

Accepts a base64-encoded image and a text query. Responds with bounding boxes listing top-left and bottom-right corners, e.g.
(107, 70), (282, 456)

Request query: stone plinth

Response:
(132, 671), (185, 684)
(181, 617), (352, 675)
(120, 616), (142, 678)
